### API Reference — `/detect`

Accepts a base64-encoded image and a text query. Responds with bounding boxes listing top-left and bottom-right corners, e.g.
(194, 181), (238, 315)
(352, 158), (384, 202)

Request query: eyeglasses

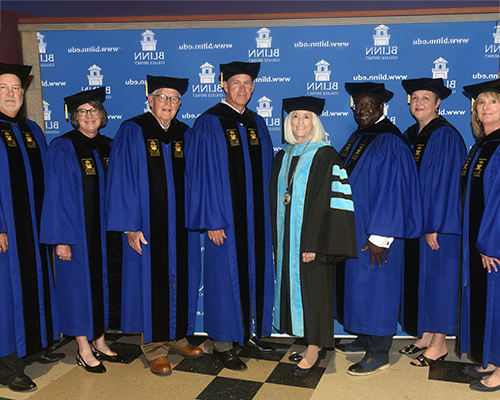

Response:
(76, 108), (101, 117)
(351, 103), (376, 111)
(151, 94), (181, 104)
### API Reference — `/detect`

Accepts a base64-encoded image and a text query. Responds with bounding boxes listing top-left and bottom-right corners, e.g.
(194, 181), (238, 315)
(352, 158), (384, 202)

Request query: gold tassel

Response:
(65, 104), (68, 120)
(350, 96), (353, 108)
(220, 73), (223, 89)
(145, 81), (148, 97)
(407, 94), (411, 105)
(471, 98), (475, 112)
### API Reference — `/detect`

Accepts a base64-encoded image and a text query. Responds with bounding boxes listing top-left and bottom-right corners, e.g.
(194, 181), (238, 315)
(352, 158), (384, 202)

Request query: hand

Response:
(425, 232), (439, 250)
(362, 240), (390, 267)
(56, 244), (72, 261)
(480, 253), (500, 273)
(207, 229), (226, 246)
(126, 231), (148, 255)
(0, 232), (8, 253)
(302, 252), (316, 263)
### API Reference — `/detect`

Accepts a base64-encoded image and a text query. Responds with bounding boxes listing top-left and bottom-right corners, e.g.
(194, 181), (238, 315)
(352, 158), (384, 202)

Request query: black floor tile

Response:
(429, 361), (476, 384)
(236, 341), (292, 362)
(187, 335), (209, 347)
(108, 342), (142, 364)
(174, 353), (225, 375)
(196, 377), (263, 400)
(266, 361), (325, 389)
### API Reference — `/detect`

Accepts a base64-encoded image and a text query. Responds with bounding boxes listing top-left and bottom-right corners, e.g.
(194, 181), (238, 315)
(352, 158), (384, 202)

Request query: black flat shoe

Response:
(290, 356), (320, 376)
(244, 338), (275, 354)
(92, 344), (125, 363)
(470, 379), (500, 392)
(76, 354), (106, 373)
(212, 349), (247, 370)
(289, 348), (327, 363)
(7, 375), (37, 392)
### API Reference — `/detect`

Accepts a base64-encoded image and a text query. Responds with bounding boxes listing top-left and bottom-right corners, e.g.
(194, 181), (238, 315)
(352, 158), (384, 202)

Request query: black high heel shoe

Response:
(91, 344), (125, 363)
(290, 355), (320, 376)
(76, 354), (106, 373)
(289, 348), (327, 363)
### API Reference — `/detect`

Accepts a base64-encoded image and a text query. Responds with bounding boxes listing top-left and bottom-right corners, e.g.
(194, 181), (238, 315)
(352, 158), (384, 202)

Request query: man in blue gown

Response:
(106, 75), (202, 376)
(335, 82), (423, 375)
(185, 62), (275, 370)
(0, 63), (63, 392)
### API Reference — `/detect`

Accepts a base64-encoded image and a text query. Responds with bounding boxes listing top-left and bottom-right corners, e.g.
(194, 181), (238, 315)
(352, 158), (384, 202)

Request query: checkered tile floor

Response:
(0, 334), (481, 400)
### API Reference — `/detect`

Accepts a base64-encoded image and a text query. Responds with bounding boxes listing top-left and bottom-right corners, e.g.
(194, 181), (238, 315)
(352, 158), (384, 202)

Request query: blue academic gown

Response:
(338, 118), (423, 337)
(106, 113), (201, 344)
(459, 129), (500, 368)
(0, 113), (58, 358)
(40, 130), (116, 340)
(185, 103), (274, 345)
(401, 118), (466, 337)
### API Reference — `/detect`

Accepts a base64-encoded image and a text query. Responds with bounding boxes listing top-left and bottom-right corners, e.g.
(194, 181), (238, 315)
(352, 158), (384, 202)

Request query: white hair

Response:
(283, 111), (326, 145)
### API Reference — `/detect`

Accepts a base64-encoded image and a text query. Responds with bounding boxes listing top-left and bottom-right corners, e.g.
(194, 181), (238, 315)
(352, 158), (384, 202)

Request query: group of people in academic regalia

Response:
(2, 56), (500, 393)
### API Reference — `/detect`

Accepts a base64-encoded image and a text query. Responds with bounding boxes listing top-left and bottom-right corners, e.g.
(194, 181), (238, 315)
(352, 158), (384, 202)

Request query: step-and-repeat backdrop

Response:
(37, 19), (499, 335)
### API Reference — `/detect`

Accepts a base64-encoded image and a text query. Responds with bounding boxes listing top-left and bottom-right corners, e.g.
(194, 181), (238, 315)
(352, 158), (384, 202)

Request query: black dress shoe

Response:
(92, 344), (126, 363)
(244, 338), (275, 354)
(289, 348), (327, 363)
(76, 354), (106, 373)
(212, 349), (247, 370)
(8, 375), (37, 392)
(36, 352), (66, 364)
(290, 356), (320, 376)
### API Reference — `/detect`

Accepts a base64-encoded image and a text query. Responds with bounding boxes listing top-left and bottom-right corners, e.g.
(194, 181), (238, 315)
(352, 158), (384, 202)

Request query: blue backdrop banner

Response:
(37, 19), (499, 336)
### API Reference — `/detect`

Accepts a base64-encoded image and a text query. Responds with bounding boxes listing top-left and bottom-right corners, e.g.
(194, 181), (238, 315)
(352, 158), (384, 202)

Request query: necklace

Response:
(283, 141), (310, 205)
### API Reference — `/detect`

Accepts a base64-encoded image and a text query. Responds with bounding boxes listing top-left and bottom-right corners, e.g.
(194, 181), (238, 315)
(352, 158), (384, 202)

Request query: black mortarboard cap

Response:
(219, 61), (260, 82)
(282, 96), (325, 116)
(344, 82), (393, 103)
(64, 87), (106, 114)
(401, 78), (451, 100)
(0, 62), (32, 86)
(146, 75), (189, 96)
(463, 79), (500, 100)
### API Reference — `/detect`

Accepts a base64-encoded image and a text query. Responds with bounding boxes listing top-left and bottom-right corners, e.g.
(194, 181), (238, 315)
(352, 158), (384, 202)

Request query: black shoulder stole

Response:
(218, 115), (267, 338)
(133, 115), (190, 340)
(67, 130), (113, 339)
(407, 116), (457, 169)
(341, 119), (407, 176)
(0, 119), (52, 355)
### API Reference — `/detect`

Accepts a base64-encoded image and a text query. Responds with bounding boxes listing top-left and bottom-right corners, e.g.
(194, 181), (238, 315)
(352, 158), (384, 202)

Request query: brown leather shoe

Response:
(149, 357), (172, 375)
(169, 344), (203, 359)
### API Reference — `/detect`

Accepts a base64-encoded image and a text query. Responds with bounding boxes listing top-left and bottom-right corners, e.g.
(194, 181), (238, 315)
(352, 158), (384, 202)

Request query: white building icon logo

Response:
(494, 23), (500, 44)
(144, 100), (151, 113)
(37, 32), (47, 54)
(87, 65), (104, 86)
(432, 57), (449, 79)
(314, 60), (331, 82)
(199, 62), (216, 84)
(256, 28), (272, 49)
(256, 96), (273, 117)
(43, 100), (51, 121)
(141, 30), (157, 51)
(373, 25), (390, 46)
